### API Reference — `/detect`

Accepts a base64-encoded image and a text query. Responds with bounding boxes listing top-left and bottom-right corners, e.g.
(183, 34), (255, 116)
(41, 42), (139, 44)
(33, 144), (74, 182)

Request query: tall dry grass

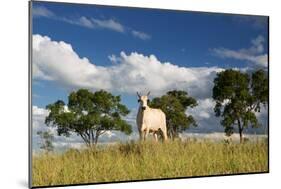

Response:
(32, 140), (268, 187)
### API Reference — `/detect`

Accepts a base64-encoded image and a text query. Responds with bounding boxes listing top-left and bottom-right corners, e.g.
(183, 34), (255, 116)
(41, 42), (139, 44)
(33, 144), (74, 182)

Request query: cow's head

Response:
(137, 91), (150, 110)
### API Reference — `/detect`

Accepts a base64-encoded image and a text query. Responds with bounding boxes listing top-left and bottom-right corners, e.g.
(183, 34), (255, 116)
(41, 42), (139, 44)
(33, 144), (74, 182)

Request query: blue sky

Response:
(32, 1), (268, 109)
(31, 1), (268, 150)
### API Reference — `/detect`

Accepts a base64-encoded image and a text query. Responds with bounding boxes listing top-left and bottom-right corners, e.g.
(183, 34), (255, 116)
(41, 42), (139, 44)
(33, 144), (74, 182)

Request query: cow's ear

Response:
(138, 99), (141, 102)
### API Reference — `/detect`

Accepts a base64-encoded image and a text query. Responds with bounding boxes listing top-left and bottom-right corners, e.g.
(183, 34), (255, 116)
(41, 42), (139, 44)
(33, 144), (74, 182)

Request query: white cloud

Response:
(61, 16), (125, 32)
(63, 16), (126, 32)
(32, 6), (124, 32)
(132, 30), (151, 40)
(91, 18), (125, 33)
(212, 35), (268, 67)
(109, 52), (224, 98)
(33, 34), (223, 98)
(33, 106), (49, 130)
(251, 35), (265, 53)
(185, 98), (268, 134)
(32, 6), (54, 18)
(187, 98), (214, 119)
(32, 6), (151, 39)
(33, 105), (49, 117)
(77, 16), (95, 28)
(32, 105), (82, 152)
(186, 98), (223, 133)
(32, 106), (58, 152)
(108, 54), (119, 63)
(33, 34), (112, 90)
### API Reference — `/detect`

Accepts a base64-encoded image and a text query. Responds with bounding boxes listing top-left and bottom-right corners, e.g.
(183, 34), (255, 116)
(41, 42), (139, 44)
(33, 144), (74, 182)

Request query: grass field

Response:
(32, 139), (268, 187)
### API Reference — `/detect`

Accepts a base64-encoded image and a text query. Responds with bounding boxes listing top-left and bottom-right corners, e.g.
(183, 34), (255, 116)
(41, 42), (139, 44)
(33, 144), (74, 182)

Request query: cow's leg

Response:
(153, 132), (158, 142)
(142, 131), (146, 141)
(144, 129), (149, 141)
(139, 131), (143, 141)
(138, 127), (143, 141)
(140, 125), (147, 141)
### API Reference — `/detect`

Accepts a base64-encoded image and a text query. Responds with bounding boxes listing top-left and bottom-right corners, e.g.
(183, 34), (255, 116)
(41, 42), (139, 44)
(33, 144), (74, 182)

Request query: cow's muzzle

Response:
(142, 107), (146, 110)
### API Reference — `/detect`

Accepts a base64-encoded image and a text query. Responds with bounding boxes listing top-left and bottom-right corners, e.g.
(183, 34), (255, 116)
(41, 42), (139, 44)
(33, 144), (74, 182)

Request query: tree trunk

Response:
(237, 119), (243, 143)
(239, 129), (243, 143)
(79, 133), (91, 147)
(94, 133), (99, 145)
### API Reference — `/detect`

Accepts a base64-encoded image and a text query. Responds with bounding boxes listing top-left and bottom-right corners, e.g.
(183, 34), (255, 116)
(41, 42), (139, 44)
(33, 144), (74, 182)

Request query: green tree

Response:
(150, 90), (198, 140)
(45, 89), (132, 147)
(37, 130), (54, 153)
(213, 69), (268, 143)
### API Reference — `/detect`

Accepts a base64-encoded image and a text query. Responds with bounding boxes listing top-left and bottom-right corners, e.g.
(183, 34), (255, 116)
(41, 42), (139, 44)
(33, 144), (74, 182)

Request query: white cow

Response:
(136, 92), (168, 141)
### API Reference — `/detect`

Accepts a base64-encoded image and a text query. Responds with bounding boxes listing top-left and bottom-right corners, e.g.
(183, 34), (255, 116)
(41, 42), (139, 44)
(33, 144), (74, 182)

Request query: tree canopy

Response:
(150, 90), (197, 139)
(45, 89), (132, 146)
(212, 69), (268, 143)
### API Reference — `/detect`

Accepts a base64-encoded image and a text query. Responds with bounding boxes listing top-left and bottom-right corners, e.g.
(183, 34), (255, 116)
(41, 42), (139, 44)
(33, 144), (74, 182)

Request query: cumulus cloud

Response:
(33, 34), (223, 98)
(187, 98), (215, 120)
(33, 34), (111, 89)
(108, 54), (119, 64)
(186, 98), (223, 133)
(132, 30), (151, 40)
(33, 106), (49, 129)
(212, 35), (268, 68)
